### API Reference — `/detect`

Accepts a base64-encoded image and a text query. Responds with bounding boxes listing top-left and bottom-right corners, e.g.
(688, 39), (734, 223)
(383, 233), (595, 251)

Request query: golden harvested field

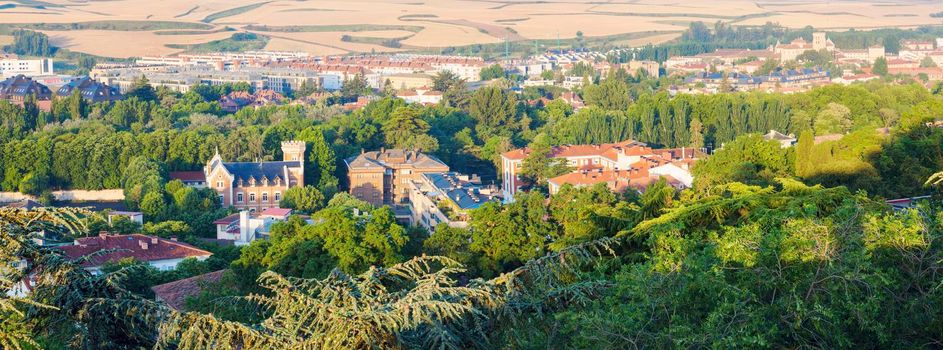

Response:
(0, 0), (940, 58)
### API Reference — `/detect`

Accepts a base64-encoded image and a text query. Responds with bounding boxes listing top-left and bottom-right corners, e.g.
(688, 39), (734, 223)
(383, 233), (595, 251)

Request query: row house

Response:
(500, 139), (704, 199)
(55, 77), (122, 103)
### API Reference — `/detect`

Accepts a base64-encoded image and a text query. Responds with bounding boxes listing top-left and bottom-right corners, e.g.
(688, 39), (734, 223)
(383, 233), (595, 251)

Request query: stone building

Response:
(345, 149), (449, 206)
(204, 141), (306, 211)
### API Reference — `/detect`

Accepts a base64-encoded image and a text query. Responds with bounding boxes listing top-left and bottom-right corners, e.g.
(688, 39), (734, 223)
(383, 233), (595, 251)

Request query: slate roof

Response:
(56, 77), (122, 102)
(346, 149), (448, 171)
(0, 74), (52, 99)
(222, 161), (301, 182)
(151, 270), (226, 310)
(423, 172), (495, 210)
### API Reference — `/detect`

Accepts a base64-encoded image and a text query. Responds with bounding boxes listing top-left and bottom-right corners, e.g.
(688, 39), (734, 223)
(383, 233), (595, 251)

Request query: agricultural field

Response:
(0, 0), (940, 58)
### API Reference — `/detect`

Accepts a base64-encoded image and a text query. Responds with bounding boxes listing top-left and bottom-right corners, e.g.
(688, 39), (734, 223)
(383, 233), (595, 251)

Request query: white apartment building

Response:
(0, 56), (54, 77)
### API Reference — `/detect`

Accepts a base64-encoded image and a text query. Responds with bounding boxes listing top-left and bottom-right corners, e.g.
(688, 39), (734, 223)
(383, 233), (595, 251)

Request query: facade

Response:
(501, 140), (703, 199)
(547, 166), (680, 195)
(398, 87), (443, 105)
(345, 149), (450, 206)
(624, 60), (660, 78)
(56, 77), (122, 102)
(58, 233), (212, 274)
(214, 208), (294, 245)
(763, 130), (798, 148)
(405, 172), (498, 230)
(0, 55), (54, 77)
(204, 141), (305, 211)
(383, 73), (435, 91)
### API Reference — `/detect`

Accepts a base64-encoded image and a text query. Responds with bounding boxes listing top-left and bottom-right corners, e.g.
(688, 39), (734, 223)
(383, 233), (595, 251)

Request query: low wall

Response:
(0, 189), (125, 202)
(52, 189), (125, 201)
(0, 192), (31, 202)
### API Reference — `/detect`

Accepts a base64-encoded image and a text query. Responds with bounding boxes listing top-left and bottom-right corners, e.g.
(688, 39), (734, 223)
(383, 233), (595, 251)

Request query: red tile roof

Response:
(151, 270), (226, 310)
(59, 234), (212, 268)
(169, 171), (206, 182)
(213, 213), (240, 225)
(259, 207), (292, 217)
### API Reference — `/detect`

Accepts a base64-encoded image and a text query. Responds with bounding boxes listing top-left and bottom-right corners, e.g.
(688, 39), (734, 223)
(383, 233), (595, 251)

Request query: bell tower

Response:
(281, 140), (306, 162)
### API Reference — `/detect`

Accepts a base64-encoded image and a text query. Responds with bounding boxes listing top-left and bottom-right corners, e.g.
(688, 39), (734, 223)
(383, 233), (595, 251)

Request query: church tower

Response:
(281, 140), (307, 162)
(813, 32), (827, 51)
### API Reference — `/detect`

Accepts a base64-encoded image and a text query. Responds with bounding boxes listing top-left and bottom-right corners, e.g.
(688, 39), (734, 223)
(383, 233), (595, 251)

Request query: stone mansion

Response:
(204, 141), (306, 211)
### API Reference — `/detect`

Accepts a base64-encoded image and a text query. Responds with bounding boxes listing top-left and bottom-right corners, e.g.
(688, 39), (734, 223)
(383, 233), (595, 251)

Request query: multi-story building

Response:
(204, 141), (306, 211)
(774, 33), (834, 61)
(55, 77), (122, 102)
(0, 55), (54, 77)
(405, 172), (498, 230)
(501, 140), (703, 199)
(345, 149), (450, 206)
(623, 60), (660, 78)
(213, 208), (294, 245)
(0, 74), (52, 101)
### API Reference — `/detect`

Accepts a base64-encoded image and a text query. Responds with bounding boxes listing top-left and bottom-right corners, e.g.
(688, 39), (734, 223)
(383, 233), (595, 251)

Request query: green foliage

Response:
(540, 181), (943, 349)
(469, 86), (521, 140)
(873, 56), (889, 76)
(582, 78), (630, 111)
(279, 185), (325, 213)
(4, 29), (55, 56)
(692, 134), (792, 189)
(479, 64), (506, 80)
(381, 105), (438, 151)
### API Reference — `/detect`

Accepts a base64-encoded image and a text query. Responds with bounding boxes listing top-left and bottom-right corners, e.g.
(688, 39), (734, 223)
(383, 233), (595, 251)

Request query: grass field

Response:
(0, 0), (939, 58)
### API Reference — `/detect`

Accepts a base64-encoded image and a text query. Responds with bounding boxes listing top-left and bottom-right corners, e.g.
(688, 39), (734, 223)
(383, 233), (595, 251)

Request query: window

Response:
(217, 181), (223, 188)
(218, 195), (224, 204)
(262, 192), (269, 203)
(249, 193), (256, 202)
(237, 193), (244, 203)
(274, 192), (281, 202)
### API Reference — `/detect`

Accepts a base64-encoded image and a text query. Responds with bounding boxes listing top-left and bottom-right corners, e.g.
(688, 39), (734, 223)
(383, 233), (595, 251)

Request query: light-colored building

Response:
(0, 55), (54, 77)
(59, 233), (212, 274)
(383, 73), (435, 91)
(345, 149), (450, 206)
(405, 172), (498, 230)
(762, 130), (797, 148)
(213, 208), (294, 245)
(106, 211), (144, 226)
(624, 60), (660, 78)
(398, 87), (442, 105)
(205, 141), (305, 211)
(501, 140), (703, 199)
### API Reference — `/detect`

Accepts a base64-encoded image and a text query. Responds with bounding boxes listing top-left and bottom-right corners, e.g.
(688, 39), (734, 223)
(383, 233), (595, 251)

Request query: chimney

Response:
(239, 210), (250, 244)
(139, 240), (149, 250)
(99, 232), (108, 239)
(151, 237), (158, 245)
